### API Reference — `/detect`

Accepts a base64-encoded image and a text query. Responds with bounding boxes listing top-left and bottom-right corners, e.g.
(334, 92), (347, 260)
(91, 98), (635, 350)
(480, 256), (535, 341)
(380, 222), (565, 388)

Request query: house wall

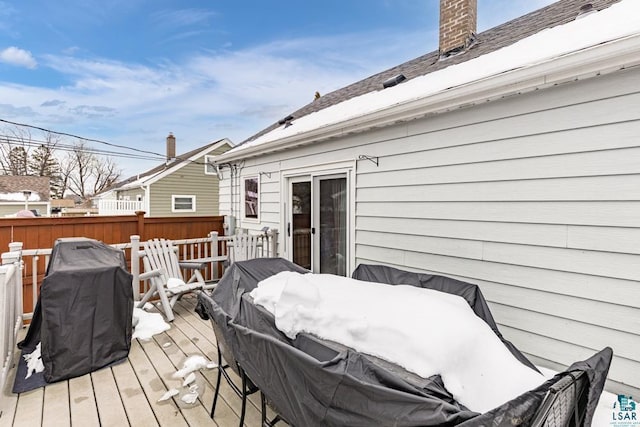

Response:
(0, 202), (50, 217)
(220, 66), (640, 396)
(150, 144), (230, 217)
(116, 188), (145, 201)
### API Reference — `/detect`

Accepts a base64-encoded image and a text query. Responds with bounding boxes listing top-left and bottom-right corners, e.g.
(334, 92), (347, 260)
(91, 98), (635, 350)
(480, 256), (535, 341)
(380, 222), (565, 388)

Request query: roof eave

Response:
(117, 138), (232, 191)
(215, 32), (640, 163)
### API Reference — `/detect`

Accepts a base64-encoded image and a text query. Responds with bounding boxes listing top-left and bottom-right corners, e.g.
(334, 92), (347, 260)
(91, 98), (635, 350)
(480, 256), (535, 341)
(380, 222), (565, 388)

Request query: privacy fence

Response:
(0, 212), (225, 312)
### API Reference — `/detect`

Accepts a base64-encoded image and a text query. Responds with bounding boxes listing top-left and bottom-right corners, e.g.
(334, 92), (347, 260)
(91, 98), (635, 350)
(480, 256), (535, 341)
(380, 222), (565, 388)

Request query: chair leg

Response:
(211, 347), (223, 419)
(239, 372), (248, 427)
(156, 281), (175, 321)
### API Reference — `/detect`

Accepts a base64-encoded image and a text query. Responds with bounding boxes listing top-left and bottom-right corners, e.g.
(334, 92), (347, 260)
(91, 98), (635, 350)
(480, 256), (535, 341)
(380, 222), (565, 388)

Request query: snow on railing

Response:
(0, 244), (23, 396)
(97, 199), (144, 216)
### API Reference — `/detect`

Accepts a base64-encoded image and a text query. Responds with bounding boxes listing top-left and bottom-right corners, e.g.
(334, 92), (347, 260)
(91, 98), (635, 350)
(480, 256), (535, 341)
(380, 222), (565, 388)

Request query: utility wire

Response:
(0, 118), (167, 160)
(0, 135), (163, 161)
(0, 118), (220, 167)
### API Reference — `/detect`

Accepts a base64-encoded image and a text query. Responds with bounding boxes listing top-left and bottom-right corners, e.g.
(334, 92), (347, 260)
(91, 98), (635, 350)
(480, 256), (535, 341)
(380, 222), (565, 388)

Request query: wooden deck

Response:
(0, 295), (277, 427)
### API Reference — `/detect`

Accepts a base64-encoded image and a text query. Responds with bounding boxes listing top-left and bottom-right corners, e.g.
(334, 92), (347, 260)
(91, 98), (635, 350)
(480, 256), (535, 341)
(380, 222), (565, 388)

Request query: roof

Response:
(0, 176), (50, 202)
(103, 138), (232, 193)
(223, 0), (627, 160)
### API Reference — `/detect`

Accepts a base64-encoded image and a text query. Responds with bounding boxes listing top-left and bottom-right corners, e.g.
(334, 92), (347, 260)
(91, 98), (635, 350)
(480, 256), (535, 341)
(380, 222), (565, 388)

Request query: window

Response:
(204, 155), (216, 175)
(172, 195), (196, 212)
(243, 176), (259, 220)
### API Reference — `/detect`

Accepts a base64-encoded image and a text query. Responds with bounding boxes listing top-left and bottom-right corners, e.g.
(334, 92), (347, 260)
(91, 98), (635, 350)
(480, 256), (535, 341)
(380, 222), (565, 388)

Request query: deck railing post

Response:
(209, 231), (219, 280)
(4, 243), (23, 328)
(269, 229), (278, 258)
(130, 235), (140, 301)
(135, 211), (145, 240)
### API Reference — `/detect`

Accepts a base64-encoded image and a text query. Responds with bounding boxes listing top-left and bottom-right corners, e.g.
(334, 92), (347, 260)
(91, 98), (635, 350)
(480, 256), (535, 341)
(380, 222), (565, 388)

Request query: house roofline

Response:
(118, 138), (232, 191)
(214, 32), (640, 163)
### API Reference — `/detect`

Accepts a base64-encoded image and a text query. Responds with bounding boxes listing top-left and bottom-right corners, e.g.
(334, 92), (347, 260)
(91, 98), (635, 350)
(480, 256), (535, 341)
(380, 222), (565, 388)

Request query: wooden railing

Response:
(0, 244), (22, 395)
(10, 228), (279, 320)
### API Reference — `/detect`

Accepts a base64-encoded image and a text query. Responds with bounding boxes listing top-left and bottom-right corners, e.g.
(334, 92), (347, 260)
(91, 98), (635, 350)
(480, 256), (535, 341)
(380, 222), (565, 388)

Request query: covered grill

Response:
(15, 237), (133, 390)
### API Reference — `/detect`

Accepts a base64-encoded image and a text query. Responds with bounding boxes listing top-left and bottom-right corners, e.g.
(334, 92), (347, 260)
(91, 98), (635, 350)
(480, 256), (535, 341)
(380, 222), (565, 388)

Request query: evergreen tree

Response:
(28, 144), (63, 198)
(8, 146), (28, 175)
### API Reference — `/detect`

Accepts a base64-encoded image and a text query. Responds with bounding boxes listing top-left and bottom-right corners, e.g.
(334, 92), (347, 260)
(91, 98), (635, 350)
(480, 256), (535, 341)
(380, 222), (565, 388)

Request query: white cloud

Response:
(0, 47), (37, 69)
(151, 8), (217, 27)
(0, 2), (557, 176)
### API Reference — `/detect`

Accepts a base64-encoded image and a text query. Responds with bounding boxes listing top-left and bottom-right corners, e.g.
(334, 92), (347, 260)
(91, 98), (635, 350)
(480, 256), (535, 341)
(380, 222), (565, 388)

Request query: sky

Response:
(0, 0), (555, 177)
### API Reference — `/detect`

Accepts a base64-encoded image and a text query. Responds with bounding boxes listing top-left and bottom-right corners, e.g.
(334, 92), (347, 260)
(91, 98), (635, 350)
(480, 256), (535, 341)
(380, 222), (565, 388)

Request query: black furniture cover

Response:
(18, 237), (133, 384)
(197, 258), (612, 426)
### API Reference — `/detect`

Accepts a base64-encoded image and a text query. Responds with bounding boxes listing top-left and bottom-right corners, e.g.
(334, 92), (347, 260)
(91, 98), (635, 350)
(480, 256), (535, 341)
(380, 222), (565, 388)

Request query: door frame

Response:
(281, 161), (355, 275)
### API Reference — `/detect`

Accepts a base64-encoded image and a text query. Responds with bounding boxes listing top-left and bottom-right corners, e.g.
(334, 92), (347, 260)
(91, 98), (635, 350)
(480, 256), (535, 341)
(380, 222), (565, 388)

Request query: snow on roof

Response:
(0, 192), (42, 202)
(229, 0), (640, 155)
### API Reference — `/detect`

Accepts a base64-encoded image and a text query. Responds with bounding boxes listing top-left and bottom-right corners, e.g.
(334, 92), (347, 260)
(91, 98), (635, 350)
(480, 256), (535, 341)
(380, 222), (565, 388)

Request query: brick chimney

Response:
(166, 132), (176, 161)
(439, 0), (477, 57)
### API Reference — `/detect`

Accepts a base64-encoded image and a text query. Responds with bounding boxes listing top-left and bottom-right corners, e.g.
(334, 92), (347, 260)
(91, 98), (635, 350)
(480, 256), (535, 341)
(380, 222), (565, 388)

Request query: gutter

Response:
(215, 32), (640, 163)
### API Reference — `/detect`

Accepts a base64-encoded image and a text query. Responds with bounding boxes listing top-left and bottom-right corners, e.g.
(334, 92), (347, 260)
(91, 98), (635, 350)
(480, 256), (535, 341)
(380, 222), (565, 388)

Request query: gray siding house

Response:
(96, 134), (232, 217)
(212, 0), (640, 396)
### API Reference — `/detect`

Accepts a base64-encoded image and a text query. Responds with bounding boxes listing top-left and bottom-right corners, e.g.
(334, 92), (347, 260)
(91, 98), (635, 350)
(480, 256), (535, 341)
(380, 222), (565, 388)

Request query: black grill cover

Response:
(19, 237), (133, 383)
(197, 258), (612, 426)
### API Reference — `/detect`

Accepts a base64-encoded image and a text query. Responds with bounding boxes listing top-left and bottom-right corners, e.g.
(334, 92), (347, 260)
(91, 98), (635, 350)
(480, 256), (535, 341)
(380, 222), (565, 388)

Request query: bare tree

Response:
(65, 141), (93, 200)
(0, 127), (122, 201)
(93, 156), (120, 195)
(64, 140), (121, 202)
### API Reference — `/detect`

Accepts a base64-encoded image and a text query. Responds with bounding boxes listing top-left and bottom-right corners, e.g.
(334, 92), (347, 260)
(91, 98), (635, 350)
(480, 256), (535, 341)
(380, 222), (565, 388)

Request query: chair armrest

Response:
(139, 268), (164, 281)
(179, 261), (208, 270)
(179, 255), (228, 270)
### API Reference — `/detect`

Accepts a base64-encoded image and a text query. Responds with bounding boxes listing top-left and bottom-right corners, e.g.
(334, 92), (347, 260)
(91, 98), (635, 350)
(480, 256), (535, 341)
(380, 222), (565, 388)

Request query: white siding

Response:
(219, 66), (640, 396)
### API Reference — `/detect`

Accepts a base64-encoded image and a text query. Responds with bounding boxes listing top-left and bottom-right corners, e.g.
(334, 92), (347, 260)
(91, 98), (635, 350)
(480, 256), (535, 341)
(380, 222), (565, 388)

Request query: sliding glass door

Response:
(287, 173), (348, 275)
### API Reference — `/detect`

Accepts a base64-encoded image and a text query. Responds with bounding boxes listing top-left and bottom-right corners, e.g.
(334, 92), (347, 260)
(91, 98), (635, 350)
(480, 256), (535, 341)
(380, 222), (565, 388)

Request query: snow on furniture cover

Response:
(197, 258), (612, 426)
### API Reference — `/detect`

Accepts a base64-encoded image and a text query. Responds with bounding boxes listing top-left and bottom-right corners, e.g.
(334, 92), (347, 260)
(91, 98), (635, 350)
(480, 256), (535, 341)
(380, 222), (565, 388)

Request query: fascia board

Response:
(216, 33), (640, 163)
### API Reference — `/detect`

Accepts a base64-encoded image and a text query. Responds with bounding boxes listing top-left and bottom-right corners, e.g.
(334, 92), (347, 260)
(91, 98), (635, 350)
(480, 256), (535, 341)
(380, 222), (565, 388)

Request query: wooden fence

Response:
(0, 212), (225, 313)
(0, 211), (224, 250)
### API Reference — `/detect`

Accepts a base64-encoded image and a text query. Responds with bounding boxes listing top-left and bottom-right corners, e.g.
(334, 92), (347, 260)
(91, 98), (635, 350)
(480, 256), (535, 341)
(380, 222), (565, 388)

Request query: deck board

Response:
(173, 299), (282, 425)
(68, 374), (100, 426)
(91, 367), (129, 426)
(110, 359), (159, 426)
(1, 295), (279, 426)
(42, 381), (70, 427)
(11, 389), (43, 427)
(0, 342), (20, 427)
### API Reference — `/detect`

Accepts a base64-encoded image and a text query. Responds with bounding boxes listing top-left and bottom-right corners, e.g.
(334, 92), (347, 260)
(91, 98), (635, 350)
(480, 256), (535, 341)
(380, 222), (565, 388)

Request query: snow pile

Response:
(251, 271), (546, 413)
(235, 0), (640, 152)
(167, 277), (186, 290)
(132, 307), (170, 340)
(172, 354), (214, 379)
(23, 342), (44, 379)
(158, 354), (218, 405)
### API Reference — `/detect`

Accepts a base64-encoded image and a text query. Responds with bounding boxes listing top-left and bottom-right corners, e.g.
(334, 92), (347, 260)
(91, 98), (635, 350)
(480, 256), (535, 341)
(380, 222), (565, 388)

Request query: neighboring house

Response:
(95, 134), (232, 217)
(0, 176), (50, 217)
(212, 0), (640, 396)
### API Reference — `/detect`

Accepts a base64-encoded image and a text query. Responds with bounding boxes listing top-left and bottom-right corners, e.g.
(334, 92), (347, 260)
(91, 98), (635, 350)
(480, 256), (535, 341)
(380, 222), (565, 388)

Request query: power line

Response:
(0, 118), (167, 160)
(0, 135), (163, 161)
(0, 118), (219, 167)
